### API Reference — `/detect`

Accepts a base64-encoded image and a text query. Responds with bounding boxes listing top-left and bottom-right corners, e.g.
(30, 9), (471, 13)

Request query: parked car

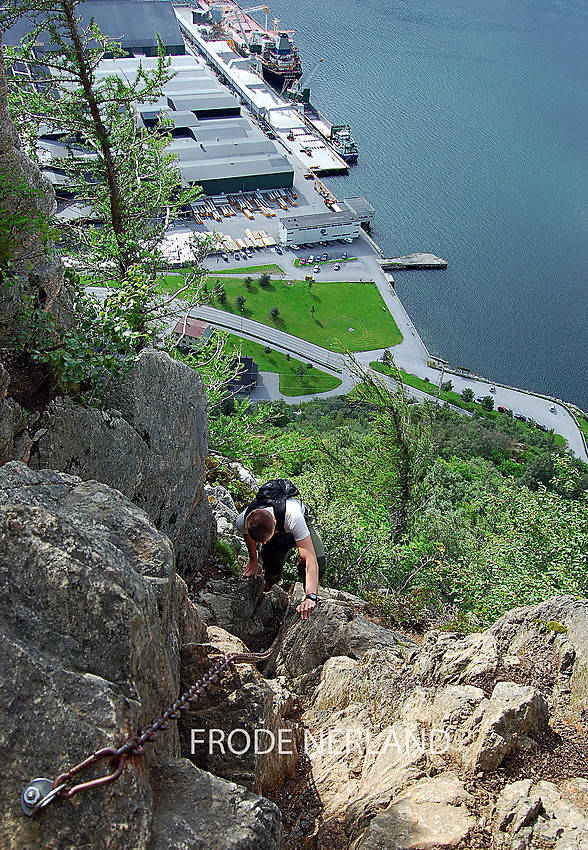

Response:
(321, 252), (328, 261)
(275, 245), (283, 254)
(308, 255), (315, 262)
(333, 264), (340, 271)
(234, 252), (241, 260)
(475, 397), (484, 403)
(549, 403), (556, 412)
(490, 385), (496, 392)
(536, 423), (548, 432)
(291, 244), (299, 251)
(497, 405), (507, 413)
(345, 237), (354, 243)
(314, 265), (320, 273)
(299, 257), (307, 266)
(342, 252), (347, 259)
(514, 413), (527, 422)
(221, 253), (229, 261)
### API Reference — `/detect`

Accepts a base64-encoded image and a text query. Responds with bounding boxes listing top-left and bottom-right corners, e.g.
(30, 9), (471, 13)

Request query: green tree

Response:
(216, 285), (227, 304)
(461, 387), (474, 403)
(244, 275), (254, 290)
(258, 272), (271, 288)
(270, 305), (279, 323)
(235, 294), (246, 311)
(481, 395), (495, 411)
(441, 380), (453, 393)
(4, 0), (200, 282)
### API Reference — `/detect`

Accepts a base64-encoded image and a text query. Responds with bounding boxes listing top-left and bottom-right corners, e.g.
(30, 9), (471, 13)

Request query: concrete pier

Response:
(380, 253), (447, 270)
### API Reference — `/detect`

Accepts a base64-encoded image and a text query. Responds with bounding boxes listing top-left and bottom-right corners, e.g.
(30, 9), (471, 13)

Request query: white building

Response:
(278, 210), (362, 246)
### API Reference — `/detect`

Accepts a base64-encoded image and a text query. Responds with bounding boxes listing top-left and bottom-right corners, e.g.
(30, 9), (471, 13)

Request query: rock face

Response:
(29, 349), (215, 581)
(205, 483), (249, 557)
(0, 462), (279, 850)
(148, 759), (282, 850)
(351, 774), (476, 850)
(274, 586), (418, 680)
(0, 362), (37, 465)
(292, 593), (588, 850)
(489, 595), (588, 722)
(193, 575), (289, 654)
(492, 777), (588, 849)
(415, 630), (499, 685)
(178, 627), (300, 794)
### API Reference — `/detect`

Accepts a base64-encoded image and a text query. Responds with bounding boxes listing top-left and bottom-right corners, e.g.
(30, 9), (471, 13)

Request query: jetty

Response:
(380, 253), (447, 270)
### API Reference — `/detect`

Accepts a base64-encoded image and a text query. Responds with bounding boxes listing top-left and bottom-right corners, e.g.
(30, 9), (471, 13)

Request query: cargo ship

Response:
(189, 1), (302, 89)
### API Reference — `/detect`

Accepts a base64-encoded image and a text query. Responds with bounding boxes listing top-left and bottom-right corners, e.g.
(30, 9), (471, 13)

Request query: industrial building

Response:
(17, 48), (294, 199)
(4, 0), (186, 57)
(279, 210), (362, 246)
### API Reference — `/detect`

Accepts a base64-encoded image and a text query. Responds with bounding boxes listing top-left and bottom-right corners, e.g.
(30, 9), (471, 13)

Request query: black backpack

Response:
(244, 479), (300, 534)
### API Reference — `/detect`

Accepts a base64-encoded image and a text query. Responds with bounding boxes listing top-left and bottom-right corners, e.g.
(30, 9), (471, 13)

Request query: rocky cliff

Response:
(1, 416), (588, 849)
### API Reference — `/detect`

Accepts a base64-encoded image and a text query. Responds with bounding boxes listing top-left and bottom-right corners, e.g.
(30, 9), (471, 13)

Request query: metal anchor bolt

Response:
(24, 786), (42, 805)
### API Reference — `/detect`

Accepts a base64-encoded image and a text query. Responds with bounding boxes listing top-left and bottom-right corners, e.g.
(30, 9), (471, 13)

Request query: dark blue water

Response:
(268, 0), (588, 410)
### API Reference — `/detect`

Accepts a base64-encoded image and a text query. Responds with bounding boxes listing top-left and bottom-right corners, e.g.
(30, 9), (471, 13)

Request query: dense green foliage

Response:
(210, 374), (588, 628)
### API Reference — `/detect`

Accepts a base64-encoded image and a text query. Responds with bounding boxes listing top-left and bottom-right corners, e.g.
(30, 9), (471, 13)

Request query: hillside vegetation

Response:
(211, 375), (588, 629)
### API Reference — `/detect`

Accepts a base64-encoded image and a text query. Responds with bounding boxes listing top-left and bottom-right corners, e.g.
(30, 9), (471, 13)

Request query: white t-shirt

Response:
(236, 498), (309, 542)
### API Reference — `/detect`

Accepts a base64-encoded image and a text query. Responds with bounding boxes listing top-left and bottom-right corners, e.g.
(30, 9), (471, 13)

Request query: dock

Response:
(174, 7), (349, 176)
(380, 253), (447, 270)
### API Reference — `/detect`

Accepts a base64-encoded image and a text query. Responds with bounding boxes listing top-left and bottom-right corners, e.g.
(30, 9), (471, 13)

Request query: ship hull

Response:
(262, 64), (303, 89)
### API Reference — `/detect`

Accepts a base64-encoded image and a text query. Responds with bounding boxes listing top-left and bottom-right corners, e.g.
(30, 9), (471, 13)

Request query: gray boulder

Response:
(459, 681), (548, 773)
(148, 759), (281, 850)
(274, 588), (418, 679)
(415, 630), (499, 685)
(351, 773), (476, 850)
(178, 627), (300, 794)
(492, 777), (588, 849)
(205, 483), (248, 557)
(30, 349), (215, 582)
(0, 462), (281, 850)
(194, 576), (289, 653)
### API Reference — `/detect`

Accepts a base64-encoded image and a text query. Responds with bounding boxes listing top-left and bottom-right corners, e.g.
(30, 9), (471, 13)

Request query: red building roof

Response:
(173, 318), (210, 339)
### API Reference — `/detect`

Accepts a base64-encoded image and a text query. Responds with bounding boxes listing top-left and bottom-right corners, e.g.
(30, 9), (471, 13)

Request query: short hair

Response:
(245, 509), (275, 542)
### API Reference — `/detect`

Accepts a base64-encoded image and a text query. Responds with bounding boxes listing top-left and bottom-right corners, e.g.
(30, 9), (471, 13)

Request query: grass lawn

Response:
(209, 264), (284, 275)
(371, 362), (469, 408)
(159, 266), (285, 296)
(574, 411), (588, 440)
(207, 276), (402, 352)
(225, 334), (341, 397)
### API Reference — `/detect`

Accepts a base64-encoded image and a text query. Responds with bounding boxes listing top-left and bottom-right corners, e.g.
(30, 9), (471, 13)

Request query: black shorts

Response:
(260, 509), (326, 588)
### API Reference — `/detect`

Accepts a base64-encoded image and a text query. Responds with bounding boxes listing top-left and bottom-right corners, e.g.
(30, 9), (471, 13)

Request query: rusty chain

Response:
(21, 600), (295, 817)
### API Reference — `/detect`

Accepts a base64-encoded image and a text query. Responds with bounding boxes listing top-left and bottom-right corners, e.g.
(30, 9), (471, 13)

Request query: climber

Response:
(236, 479), (326, 620)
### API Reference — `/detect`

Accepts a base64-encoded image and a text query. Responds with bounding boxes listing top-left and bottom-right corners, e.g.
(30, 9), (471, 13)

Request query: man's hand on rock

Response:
(296, 598), (316, 620)
(242, 560), (258, 578)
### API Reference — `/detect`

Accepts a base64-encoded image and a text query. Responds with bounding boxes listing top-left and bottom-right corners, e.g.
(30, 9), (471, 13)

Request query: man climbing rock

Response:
(236, 479), (326, 620)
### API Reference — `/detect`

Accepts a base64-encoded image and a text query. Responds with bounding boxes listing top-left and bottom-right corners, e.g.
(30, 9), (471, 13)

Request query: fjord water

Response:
(270, 0), (588, 410)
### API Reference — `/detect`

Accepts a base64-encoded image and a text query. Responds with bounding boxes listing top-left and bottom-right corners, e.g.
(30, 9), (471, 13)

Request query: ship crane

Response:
(223, 5), (271, 47)
(281, 57), (323, 98)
